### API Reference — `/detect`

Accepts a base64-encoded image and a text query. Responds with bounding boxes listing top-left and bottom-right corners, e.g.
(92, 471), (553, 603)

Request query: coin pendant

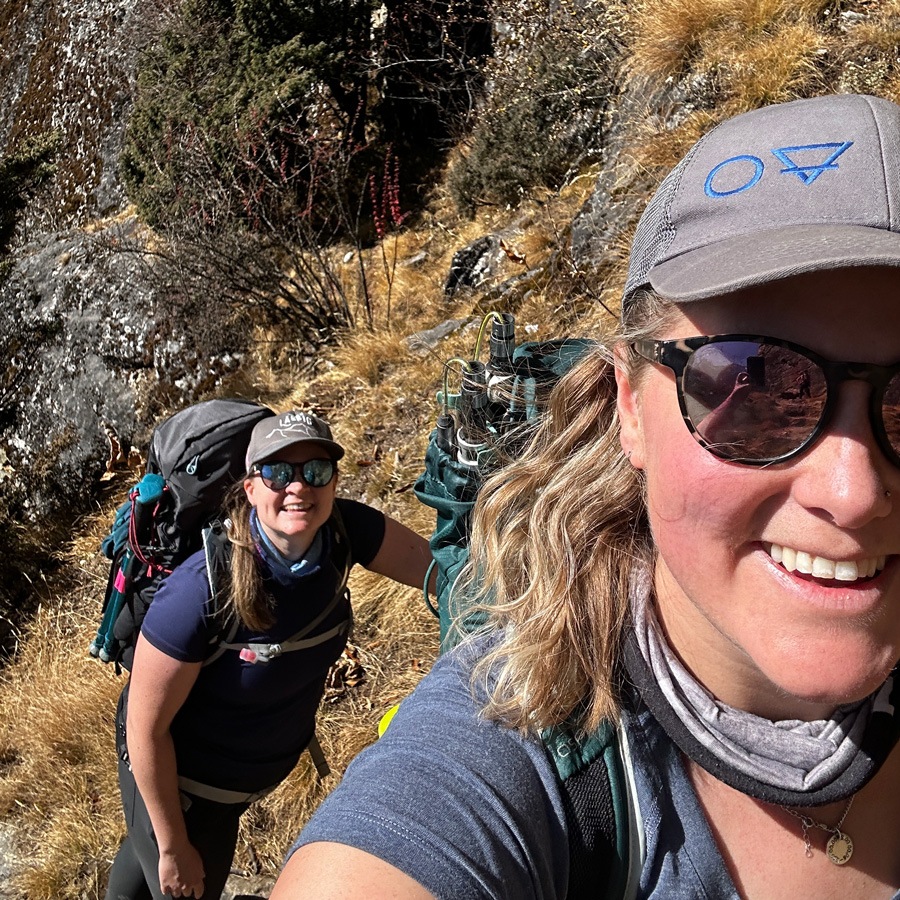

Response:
(826, 831), (853, 865)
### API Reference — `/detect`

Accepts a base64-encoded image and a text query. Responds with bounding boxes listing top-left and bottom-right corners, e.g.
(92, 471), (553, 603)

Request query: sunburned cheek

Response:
(643, 459), (758, 591)
(645, 450), (733, 528)
(637, 385), (766, 557)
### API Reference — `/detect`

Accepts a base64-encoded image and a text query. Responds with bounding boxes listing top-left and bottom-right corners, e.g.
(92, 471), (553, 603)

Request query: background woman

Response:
(104, 409), (434, 900)
(272, 94), (900, 898)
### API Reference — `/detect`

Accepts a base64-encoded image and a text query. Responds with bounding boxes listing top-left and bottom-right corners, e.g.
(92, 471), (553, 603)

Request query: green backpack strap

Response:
(542, 715), (642, 900)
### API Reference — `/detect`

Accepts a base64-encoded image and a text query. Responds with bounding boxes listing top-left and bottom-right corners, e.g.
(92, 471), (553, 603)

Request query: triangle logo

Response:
(770, 141), (854, 185)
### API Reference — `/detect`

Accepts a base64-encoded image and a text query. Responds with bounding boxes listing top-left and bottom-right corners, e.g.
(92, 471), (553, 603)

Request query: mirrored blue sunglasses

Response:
(251, 458), (336, 490)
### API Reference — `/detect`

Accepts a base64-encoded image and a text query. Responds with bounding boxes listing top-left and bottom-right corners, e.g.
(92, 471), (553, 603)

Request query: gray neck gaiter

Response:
(626, 569), (897, 806)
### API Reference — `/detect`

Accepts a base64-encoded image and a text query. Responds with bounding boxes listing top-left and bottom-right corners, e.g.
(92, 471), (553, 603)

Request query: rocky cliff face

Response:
(0, 0), (146, 228)
(0, 0), (156, 492)
(0, 0), (197, 638)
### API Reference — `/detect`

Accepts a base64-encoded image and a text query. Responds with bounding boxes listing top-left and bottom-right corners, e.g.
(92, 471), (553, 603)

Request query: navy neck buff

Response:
(249, 507), (327, 587)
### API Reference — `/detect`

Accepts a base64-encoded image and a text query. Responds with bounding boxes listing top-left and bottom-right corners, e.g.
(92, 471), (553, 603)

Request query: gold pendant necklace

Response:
(781, 795), (854, 865)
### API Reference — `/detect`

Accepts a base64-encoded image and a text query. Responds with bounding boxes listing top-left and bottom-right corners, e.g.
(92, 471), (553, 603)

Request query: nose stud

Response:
(886, 490), (892, 499)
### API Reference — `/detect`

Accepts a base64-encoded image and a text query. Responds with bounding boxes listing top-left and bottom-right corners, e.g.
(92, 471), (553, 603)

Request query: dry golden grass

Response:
(629, 0), (733, 77)
(0, 582), (124, 897)
(630, 0), (833, 82)
(718, 21), (826, 111)
(630, 0), (832, 112)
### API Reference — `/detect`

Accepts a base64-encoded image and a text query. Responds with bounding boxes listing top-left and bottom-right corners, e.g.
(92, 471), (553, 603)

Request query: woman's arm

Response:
(126, 634), (204, 897)
(365, 516), (436, 594)
(271, 843), (435, 900)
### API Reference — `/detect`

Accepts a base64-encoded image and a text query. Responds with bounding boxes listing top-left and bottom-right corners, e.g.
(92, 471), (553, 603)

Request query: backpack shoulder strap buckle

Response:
(239, 643), (283, 664)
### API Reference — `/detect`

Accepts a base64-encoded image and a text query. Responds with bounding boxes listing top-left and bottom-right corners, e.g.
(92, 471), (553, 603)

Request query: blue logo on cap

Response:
(705, 141), (854, 197)
(705, 155), (765, 197)
(770, 141), (853, 185)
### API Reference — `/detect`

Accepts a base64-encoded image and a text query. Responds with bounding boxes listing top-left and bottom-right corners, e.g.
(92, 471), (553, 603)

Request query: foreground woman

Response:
(105, 410), (434, 900)
(272, 94), (900, 898)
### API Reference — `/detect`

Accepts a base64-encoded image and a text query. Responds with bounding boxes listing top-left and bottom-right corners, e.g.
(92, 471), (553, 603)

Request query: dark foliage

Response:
(120, 0), (492, 344)
(0, 131), (59, 270)
(128, 0), (378, 232)
(377, 1), (492, 180)
(449, 20), (623, 215)
(122, 0), (492, 231)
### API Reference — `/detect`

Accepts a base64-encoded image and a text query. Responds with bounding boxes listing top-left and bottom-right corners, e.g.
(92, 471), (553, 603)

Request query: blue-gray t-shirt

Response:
(141, 498), (385, 794)
(294, 641), (892, 899)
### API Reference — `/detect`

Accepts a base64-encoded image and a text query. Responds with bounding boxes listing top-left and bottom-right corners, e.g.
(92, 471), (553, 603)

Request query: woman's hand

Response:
(159, 838), (206, 898)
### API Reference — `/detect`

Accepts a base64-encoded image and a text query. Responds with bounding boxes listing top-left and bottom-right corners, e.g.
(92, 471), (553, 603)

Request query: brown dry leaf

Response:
(499, 237), (527, 266)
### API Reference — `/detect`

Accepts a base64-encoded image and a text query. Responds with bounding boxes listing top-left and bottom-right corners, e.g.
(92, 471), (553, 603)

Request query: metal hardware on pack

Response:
(240, 643), (283, 664)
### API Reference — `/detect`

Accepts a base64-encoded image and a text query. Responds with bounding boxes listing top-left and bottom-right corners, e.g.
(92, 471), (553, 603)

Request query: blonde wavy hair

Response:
(218, 482), (274, 631)
(465, 290), (678, 734)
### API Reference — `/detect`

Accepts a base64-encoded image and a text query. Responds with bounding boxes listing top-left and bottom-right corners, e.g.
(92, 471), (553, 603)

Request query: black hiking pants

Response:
(105, 687), (253, 900)
(104, 757), (251, 900)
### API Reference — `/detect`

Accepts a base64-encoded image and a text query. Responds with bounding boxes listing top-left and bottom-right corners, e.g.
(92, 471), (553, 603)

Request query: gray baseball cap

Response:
(624, 93), (900, 305)
(245, 410), (345, 471)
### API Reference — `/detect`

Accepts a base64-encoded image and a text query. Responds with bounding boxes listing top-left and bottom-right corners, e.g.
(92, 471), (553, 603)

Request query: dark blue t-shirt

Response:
(141, 498), (386, 793)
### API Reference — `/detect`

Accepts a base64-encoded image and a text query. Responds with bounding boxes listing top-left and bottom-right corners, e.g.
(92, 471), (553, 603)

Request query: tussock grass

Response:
(630, 0), (733, 77)
(0, 583), (123, 898)
(707, 20), (825, 114)
(631, 0), (832, 83)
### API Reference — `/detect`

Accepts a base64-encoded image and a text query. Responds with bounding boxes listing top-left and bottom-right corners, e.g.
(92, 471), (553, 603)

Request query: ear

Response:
(243, 477), (257, 506)
(614, 351), (646, 470)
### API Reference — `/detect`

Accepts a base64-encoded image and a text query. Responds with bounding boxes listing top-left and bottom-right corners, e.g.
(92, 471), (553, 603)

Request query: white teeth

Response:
(782, 546), (797, 572)
(833, 560), (858, 582)
(768, 544), (886, 582)
(795, 551), (813, 574)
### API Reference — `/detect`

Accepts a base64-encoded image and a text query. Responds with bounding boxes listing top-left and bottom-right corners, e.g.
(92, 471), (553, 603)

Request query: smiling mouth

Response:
(282, 503), (313, 513)
(766, 543), (886, 583)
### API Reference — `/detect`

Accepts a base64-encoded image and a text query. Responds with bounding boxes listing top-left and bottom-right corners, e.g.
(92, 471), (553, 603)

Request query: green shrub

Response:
(448, 6), (624, 215)
(121, 0), (372, 232)
(0, 131), (59, 259)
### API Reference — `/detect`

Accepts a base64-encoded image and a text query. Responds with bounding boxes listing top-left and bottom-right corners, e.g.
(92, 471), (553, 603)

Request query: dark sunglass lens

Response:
(302, 458), (334, 487)
(882, 372), (900, 462)
(260, 461), (294, 490)
(682, 341), (827, 461)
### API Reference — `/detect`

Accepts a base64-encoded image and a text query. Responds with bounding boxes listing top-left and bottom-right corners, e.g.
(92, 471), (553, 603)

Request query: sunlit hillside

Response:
(2, 0), (900, 896)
